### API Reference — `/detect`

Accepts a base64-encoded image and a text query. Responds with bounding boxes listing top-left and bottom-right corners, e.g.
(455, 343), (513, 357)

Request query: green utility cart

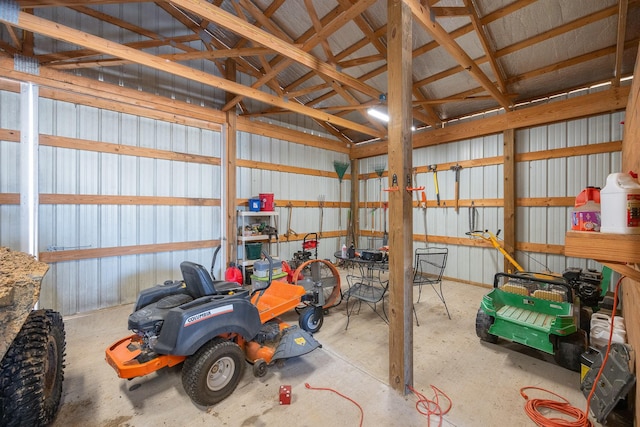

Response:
(476, 270), (602, 372)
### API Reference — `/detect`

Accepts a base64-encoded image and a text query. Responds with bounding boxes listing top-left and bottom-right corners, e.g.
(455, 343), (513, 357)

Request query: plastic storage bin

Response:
(253, 259), (282, 278)
(249, 198), (261, 212)
(259, 193), (275, 211)
(245, 243), (262, 260)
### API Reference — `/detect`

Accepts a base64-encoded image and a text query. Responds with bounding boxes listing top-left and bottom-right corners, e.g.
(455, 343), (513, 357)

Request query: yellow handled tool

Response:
(428, 164), (440, 206)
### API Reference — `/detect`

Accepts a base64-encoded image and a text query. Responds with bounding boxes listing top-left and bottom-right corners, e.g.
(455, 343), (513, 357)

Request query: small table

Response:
(334, 250), (389, 329)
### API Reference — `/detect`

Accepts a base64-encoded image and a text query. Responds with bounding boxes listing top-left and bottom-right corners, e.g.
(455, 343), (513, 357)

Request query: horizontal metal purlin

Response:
(14, 54), (39, 75)
(0, 0), (18, 24)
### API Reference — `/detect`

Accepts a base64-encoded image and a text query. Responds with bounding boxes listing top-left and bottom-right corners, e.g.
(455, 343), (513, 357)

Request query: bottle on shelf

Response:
(600, 171), (640, 234)
(571, 186), (600, 232)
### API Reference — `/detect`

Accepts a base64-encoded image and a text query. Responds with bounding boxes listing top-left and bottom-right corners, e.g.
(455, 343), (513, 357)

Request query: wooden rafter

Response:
(406, 0), (511, 110)
(216, 0), (379, 112)
(2, 0), (636, 144)
(494, 4), (622, 59)
(463, 0), (506, 93)
(0, 11), (382, 139)
(613, 0), (629, 86)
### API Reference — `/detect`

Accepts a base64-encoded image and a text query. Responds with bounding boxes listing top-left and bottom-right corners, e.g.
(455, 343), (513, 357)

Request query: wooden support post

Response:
(620, 43), (640, 425)
(387, 0), (414, 395)
(224, 59), (238, 268)
(503, 128), (516, 273)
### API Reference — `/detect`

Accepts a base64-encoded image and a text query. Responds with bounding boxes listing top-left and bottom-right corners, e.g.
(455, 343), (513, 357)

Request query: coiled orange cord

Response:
(407, 384), (452, 427)
(520, 386), (592, 427)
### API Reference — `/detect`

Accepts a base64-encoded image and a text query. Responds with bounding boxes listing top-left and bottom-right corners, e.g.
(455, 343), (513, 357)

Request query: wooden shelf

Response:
(565, 231), (640, 264)
(565, 231), (640, 281)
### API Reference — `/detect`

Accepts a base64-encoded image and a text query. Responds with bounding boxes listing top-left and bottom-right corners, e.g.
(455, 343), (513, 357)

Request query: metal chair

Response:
(412, 247), (450, 325)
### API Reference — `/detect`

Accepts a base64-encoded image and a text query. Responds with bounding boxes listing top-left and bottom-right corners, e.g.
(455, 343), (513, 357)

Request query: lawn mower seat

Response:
(180, 261), (219, 298)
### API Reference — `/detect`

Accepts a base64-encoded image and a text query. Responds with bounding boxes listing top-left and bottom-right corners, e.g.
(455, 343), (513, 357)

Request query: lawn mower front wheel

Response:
(182, 338), (245, 406)
(299, 306), (323, 334)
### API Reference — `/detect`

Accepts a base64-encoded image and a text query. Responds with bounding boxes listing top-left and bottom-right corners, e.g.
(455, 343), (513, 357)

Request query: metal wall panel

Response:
(26, 97), (222, 315)
(0, 84), (626, 313)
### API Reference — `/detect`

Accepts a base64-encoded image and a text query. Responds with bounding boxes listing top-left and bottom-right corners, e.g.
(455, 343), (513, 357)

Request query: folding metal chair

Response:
(412, 247), (450, 325)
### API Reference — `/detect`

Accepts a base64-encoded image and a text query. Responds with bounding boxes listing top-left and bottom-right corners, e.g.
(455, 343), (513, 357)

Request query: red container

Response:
(259, 193), (275, 211)
(224, 263), (243, 285)
(575, 186), (600, 206)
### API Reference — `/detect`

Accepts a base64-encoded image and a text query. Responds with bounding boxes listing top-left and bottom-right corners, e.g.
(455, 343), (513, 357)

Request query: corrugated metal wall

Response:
(0, 87), (623, 315)
(0, 89), (222, 315)
(516, 89), (624, 276)
(0, 90), (21, 249)
(358, 90), (623, 286)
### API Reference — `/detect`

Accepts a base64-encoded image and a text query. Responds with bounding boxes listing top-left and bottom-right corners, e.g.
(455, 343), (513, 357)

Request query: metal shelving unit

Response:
(237, 211), (279, 269)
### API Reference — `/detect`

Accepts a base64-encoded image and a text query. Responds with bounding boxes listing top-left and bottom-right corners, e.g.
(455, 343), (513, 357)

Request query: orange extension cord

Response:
(520, 275), (625, 427)
(304, 382), (364, 427)
(408, 384), (452, 427)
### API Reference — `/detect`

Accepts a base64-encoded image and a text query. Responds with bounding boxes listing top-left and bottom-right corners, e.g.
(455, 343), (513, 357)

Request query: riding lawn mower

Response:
(105, 252), (340, 406)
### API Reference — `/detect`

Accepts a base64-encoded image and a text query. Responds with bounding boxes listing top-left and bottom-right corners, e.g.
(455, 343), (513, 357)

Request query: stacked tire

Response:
(0, 309), (66, 426)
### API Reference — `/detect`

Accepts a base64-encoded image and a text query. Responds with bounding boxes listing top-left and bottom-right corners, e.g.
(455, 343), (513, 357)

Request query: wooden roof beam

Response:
(222, 1), (364, 111)
(507, 39), (639, 86)
(17, 0), (147, 7)
(1, 11), (383, 139)
(170, 0), (381, 106)
(405, 0), (512, 110)
(38, 36), (200, 64)
(494, 4), (622, 58)
(613, 0), (628, 86)
(304, 0), (336, 64)
(463, 0), (507, 93)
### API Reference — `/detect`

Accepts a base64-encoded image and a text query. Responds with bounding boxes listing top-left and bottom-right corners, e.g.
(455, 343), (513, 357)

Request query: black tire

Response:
(252, 359), (267, 378)
(475, 307), (498, 344)
(299, 306), (323, 334)
(554, 331), (587, 372)
(181, 339), (245, 406)
(0, 309), (66, 427)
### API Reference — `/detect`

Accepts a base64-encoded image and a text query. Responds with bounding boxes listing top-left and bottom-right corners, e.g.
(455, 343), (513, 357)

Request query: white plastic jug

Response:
(589, 313), (626, 348)
(600, 173), (640, 234)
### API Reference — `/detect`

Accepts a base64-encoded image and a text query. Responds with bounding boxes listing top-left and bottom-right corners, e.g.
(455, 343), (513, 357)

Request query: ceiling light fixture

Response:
(367, 107), (389, 122)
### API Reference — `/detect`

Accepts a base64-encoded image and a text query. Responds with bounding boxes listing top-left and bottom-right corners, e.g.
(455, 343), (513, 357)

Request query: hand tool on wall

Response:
(318, 194), (325, 238)
(373, 165), (385, 245)
(382, 201), (388, 246)
(284, 202), (297, 240)
(450, 164), (462, 213)
(428, 164), (440, 206)
(421, 191), (428, 247)
(413, 169), (421, 207)
(364, 179), (368, 229)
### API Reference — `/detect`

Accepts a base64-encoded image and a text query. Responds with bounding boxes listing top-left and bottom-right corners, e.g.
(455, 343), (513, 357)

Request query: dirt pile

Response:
(0, 247), (49, 359)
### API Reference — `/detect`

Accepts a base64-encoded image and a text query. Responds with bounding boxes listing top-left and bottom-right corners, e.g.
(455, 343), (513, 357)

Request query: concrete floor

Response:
(52, 270), (598, 427)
